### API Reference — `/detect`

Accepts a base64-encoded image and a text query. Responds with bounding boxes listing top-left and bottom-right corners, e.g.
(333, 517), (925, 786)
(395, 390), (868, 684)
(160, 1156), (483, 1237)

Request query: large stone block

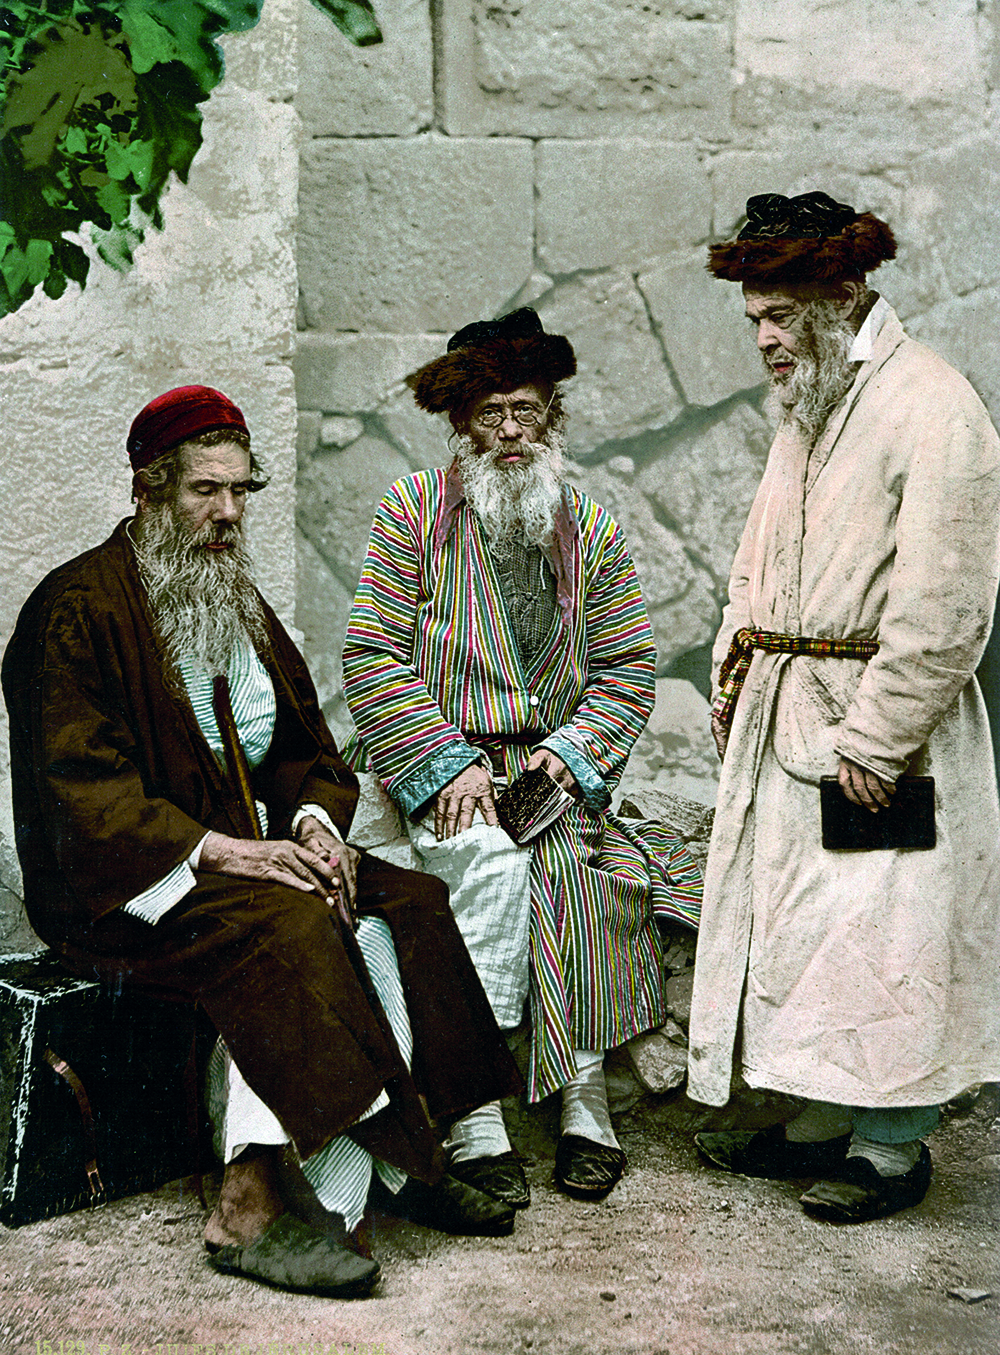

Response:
(906, 287), (1000, 430)
(218, 0), (299, 102)
(637, 401), (770, 585)
(536, 142), (710, 274)
(733, 0), (985, 152)
(439, 0), (733, 139)
(569, 462), (719, 665)
(903, 138), (1000, 297)
(295, 530), (355, 718)
(536, 274), (684, 454)
(296, 0), (433, 136)
(618, 680), (719, 808)
(297, 434), (411, 587)
(294, 332), (445, 412)
(639, 251), (763, 406)
(375, 389), (454, 472)
(298, 136), (534, 332)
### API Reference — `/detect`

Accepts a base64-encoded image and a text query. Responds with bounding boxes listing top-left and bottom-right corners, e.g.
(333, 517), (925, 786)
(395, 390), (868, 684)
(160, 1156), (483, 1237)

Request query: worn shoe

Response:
(800, 1144), (932, 1222)
(695, 1124), (853, 1180)
(206, 1212), (381, 1298)
(382, 1172), (516, 1236)
(446, 1151), (531, 1210)
(554, 1135), (627, 1201)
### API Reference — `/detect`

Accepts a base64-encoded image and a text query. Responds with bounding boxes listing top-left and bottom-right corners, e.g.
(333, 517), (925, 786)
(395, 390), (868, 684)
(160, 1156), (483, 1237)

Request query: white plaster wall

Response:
(0, 0), (301, 946)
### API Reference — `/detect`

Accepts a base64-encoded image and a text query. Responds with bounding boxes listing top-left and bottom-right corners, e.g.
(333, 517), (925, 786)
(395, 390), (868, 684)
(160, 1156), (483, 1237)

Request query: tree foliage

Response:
(0, 0), (381, 314)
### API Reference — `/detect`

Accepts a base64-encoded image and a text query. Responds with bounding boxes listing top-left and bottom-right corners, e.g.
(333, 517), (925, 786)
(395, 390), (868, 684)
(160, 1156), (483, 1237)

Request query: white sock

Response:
(847, 1135), (922, 1177)
(784, 1100), (853, 1143)
(442, 1101), (511, 1162)
(560, 1049), (620, 1150)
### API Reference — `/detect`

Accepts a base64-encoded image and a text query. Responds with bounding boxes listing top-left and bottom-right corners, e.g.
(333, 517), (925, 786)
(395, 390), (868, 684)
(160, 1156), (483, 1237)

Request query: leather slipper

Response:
(800, 1144), (932, 1222)
(447, 1151), (531, 1210)
(554, 1135), (626, 1201)
(206, 1212), (381, 1297)
(695, 1124), (853, 1180)
(374, 1171), (516, 1236)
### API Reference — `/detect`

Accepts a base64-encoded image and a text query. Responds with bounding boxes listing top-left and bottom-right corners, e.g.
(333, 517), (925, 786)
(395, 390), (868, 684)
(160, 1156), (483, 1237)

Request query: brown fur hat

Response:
(707, 192), (897, 287)
(409, 307), (576, 415)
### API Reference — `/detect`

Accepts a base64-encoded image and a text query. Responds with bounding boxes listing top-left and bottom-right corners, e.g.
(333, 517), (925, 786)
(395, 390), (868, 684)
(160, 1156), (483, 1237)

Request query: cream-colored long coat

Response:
(688, 307), (1000, 1109)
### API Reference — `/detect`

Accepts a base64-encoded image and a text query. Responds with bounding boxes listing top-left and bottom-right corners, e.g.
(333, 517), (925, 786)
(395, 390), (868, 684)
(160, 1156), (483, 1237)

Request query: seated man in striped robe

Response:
(2, 386), (523, 1300)
(342, 309), (703, 1209)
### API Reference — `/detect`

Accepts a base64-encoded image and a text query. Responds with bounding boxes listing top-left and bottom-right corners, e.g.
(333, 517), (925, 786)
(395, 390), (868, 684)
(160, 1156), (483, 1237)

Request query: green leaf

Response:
(308, 0), (383, 47)
(95, 178), (130, 222)
(102, 135), (134, 180)
(1, 245), (30, 299)
(63, 125), (88, 155)
(24, 236), (53, 285)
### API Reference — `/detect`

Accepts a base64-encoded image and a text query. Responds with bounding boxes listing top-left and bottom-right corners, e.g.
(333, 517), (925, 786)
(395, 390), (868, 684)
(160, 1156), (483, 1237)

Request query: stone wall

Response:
(294, 0), (1000, 776)
(0, 1), (301, 948)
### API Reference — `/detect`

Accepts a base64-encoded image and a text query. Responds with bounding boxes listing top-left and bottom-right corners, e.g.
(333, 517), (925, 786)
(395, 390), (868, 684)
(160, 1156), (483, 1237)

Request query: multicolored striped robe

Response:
(343, 465), (701, 1101)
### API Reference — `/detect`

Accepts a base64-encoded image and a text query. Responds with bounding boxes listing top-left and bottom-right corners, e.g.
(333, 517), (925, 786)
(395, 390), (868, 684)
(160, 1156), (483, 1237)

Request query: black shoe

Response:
(554, 1135), (626, 1201)
(383, 1172), (516, 1236)
(206, 1213), (381, 1298)
(694, 1124), (853, 1180)
(446, 1151), (531, 1210)
(800, 1144), (932, 1222)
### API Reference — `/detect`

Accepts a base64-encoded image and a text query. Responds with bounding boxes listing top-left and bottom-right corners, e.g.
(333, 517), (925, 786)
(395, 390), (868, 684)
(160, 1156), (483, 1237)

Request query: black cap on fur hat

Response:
(707, 192), (897, 287)
(409, 307), (576, 414)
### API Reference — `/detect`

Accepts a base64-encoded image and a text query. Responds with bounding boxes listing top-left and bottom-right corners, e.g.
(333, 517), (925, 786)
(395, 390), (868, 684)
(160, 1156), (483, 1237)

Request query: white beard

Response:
(764, 301), (858, 444)
(133, 503), (268, 680)
(454, 427), (567, 552)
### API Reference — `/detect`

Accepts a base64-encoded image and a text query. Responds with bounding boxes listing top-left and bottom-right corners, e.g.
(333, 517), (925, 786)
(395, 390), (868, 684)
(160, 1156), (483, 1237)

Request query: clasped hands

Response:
(434, 748), (579, 841)
(200, 815), (360, 927)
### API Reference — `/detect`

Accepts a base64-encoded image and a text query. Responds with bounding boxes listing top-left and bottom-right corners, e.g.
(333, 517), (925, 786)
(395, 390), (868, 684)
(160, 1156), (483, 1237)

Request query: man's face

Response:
(464, 383), (551, 463)
(149, 441), (253, 548)
(743, 288), (812, 383)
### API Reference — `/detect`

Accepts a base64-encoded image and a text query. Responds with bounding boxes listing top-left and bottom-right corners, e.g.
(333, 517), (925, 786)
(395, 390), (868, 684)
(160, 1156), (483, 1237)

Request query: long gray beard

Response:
(133, 504), (268, 680)
(454, 428), (567, 552)
(765, 302), (858, 444)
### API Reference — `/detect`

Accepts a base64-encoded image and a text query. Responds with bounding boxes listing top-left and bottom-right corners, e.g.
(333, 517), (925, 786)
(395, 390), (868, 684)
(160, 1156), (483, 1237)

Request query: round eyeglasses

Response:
(472, 396), (553, 429)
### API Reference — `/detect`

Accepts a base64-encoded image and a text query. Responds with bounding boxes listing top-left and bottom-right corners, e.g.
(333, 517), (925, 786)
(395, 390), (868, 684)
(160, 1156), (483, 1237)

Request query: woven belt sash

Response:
(711, 627), (880, 729)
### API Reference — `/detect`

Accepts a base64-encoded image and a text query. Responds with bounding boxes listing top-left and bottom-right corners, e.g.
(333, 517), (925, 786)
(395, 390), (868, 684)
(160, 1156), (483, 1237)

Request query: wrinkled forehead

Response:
(469, 382), (550, 414)
(177, 440), (252, 484)
(741, 286), (809, 321)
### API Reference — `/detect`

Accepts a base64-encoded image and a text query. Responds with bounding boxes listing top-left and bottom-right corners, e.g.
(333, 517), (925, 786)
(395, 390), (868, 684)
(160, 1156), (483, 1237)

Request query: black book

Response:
(495, 766), (574, 844)
(820, 776), (935, 851)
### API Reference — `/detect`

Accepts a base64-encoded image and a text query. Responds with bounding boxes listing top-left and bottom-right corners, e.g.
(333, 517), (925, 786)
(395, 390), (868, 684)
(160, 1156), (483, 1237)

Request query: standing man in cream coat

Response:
(688, 192), (1000, 1222)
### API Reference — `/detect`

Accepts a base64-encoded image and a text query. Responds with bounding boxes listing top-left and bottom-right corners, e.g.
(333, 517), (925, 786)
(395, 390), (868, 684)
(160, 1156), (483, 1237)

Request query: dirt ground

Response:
(2, 1085), (998, 1355)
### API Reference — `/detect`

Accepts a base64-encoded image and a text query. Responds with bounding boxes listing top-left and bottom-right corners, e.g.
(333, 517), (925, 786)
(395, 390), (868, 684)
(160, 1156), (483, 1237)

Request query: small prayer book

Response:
(496, 766), (574, 844)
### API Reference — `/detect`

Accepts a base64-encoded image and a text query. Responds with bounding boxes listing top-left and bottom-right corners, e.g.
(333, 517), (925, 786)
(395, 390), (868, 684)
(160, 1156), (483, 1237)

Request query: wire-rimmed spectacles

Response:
(472, 395), (553, 429)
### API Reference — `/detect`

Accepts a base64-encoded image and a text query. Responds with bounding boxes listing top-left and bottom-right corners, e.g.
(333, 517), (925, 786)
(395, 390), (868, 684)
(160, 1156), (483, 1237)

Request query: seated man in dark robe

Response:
(1, 385), (523, 1299)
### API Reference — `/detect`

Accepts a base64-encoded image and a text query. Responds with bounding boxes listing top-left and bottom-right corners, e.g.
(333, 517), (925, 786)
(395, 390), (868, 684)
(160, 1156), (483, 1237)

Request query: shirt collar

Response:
(848, 293), (890, 363)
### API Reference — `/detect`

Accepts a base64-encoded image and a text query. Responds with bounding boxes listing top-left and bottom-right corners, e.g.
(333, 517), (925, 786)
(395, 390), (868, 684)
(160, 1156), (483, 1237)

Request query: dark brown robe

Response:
(2, 520), (521, 1175)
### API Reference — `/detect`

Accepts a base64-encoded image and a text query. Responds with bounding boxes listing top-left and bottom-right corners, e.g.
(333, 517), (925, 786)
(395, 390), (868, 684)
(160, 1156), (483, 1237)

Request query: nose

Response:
(497, 411), (525, 440)
(211, 489), (242, 524)
(756, 320), (779, 351)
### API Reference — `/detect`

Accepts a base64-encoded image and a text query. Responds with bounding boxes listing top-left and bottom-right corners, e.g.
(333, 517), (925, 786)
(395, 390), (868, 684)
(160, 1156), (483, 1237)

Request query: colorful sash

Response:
(712, 627), (880, 728)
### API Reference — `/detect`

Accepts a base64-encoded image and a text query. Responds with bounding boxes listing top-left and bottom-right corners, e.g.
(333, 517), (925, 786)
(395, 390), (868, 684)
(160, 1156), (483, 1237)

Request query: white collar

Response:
(848, 294), (890, 362)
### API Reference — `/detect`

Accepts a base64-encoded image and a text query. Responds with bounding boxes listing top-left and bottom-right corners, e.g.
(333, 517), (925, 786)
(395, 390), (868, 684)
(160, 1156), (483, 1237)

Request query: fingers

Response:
(838, 760), (894, 813)
(711, 714), (729, 761)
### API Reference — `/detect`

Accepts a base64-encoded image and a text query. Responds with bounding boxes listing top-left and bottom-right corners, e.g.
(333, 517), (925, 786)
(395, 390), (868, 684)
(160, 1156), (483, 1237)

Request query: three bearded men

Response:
(3, 187), (998, 1311)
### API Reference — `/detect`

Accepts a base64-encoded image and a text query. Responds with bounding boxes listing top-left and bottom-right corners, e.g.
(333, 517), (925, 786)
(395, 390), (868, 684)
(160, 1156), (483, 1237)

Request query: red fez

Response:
(127, 385), (249, 472)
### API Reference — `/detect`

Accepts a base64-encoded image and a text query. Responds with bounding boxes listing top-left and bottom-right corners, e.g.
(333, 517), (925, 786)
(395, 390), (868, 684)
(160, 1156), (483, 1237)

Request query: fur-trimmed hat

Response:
(707, 192), (897, 287)
(409, 307), (576, 414)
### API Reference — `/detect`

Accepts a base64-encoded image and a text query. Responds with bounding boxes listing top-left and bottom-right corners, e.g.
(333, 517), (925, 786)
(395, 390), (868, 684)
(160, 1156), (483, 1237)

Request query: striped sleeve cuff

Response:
(122, 859), (198, 925)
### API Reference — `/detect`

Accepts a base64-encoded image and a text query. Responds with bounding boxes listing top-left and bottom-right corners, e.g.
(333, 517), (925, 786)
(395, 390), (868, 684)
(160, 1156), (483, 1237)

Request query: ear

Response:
(836, 280), (865, 320)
